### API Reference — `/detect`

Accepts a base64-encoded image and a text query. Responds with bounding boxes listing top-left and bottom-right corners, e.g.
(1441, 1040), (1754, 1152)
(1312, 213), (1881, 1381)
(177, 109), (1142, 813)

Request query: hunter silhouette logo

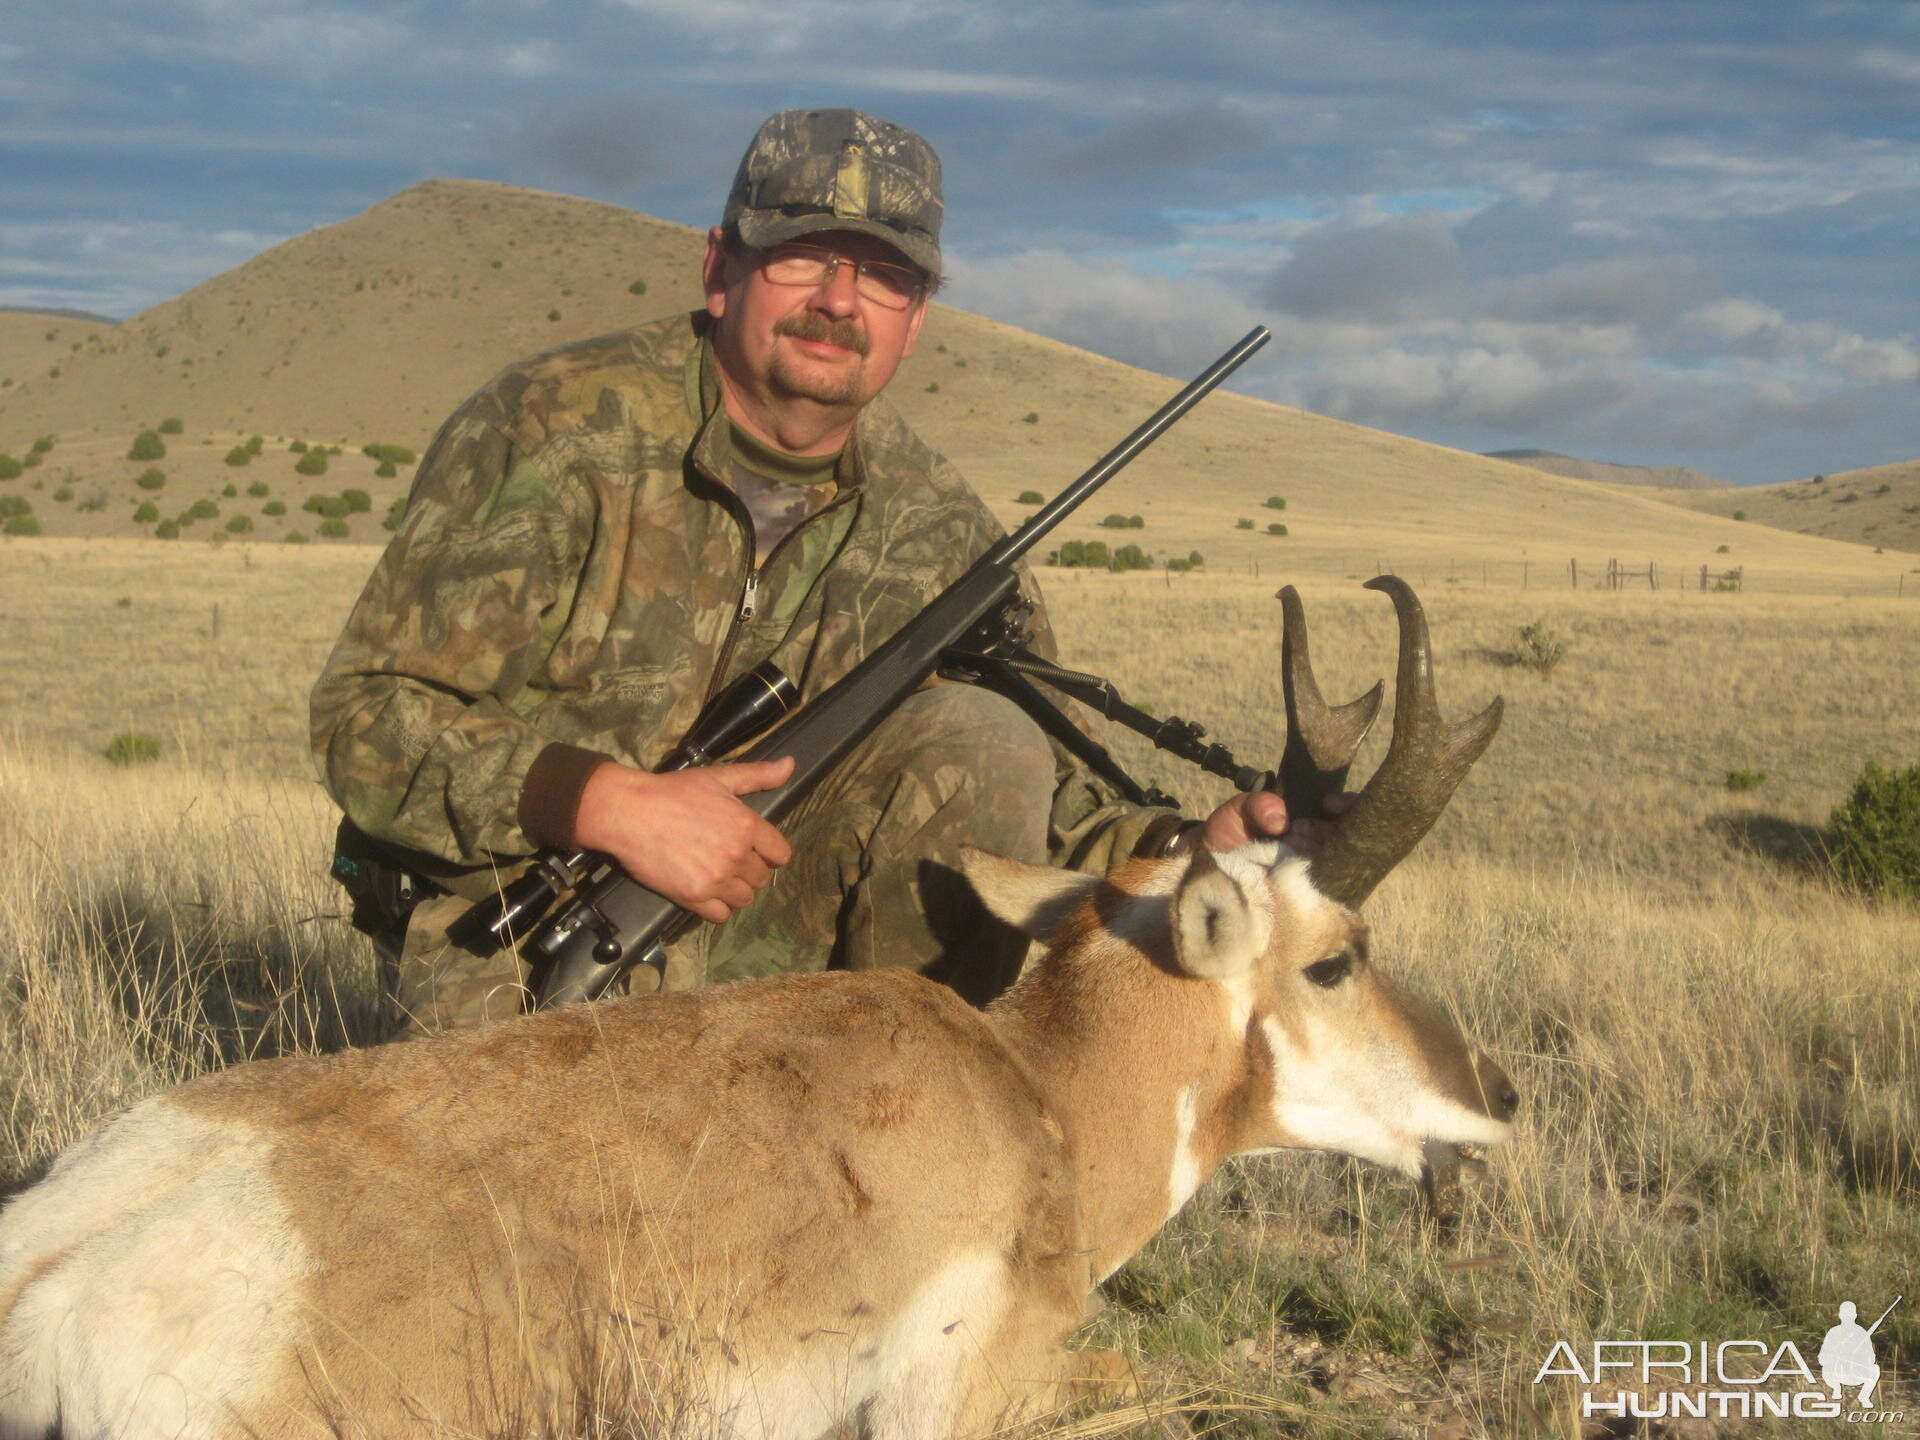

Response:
(1821, 1298), (1899, 1410)
(1534, 1295), (1904, 1424)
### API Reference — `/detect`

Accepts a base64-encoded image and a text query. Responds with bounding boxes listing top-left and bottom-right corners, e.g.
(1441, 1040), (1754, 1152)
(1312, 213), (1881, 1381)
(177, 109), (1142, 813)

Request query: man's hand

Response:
(1200, 789), (1354, 856)
(573, 756), (795, 923)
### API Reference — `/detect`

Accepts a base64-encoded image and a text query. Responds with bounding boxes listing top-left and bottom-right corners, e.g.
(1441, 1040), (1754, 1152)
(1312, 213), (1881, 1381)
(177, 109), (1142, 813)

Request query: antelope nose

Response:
(1477, 1055), (1518, 1122)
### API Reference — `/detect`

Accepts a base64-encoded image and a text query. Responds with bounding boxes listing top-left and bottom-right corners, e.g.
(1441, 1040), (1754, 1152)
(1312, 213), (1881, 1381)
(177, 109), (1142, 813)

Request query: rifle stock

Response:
(527, 325), (1270, 1008)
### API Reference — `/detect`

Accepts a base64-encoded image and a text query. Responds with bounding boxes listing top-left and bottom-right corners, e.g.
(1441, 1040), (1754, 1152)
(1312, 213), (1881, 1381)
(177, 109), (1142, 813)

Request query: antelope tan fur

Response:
(0, 578), (1514, 1440)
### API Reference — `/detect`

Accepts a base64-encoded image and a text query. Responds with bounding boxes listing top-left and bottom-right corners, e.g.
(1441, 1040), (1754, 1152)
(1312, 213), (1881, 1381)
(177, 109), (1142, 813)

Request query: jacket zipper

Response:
(699, 488), (856, 710)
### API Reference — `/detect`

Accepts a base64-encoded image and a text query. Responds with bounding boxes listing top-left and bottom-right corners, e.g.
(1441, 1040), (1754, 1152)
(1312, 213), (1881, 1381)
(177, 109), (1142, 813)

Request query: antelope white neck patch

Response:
(1167, 1081), (1205, 1221)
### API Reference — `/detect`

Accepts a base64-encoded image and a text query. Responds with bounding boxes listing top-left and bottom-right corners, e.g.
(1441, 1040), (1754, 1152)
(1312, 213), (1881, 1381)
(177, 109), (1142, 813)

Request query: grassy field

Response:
(2, 537), (1915, 1436)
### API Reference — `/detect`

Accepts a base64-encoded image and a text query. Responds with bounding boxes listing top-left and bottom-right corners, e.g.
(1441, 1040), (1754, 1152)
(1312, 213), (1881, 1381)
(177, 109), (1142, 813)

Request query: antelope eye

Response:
(1304, 954), (1351, 988)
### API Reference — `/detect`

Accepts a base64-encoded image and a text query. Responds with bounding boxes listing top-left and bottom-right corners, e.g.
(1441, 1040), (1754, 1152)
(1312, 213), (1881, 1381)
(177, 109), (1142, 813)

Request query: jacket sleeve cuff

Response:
(516, 742), (609, 850)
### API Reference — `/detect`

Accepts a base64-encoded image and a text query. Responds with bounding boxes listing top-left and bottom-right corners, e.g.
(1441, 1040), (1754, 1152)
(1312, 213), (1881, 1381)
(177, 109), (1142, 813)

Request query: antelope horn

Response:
(1274, 584), (1384, 823)
(1292, 576), (1504, 910)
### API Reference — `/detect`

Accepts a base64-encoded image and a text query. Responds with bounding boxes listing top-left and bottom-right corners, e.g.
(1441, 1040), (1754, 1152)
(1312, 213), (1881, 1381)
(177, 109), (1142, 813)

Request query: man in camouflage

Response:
(313, 108), (1294, 1035)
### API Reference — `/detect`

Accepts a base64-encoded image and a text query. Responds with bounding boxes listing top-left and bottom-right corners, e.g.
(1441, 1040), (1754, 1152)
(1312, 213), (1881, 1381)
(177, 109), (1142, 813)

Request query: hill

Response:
(0, 179), (1909, 594)
(0, 311), (116, 395)
(1483, 448), (1728, 490)
(1647, 458), (1920, 555)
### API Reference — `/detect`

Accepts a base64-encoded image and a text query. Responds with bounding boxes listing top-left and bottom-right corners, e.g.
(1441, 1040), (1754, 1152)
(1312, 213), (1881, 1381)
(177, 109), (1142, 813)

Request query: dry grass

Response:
(2, 539), (1915, 1436)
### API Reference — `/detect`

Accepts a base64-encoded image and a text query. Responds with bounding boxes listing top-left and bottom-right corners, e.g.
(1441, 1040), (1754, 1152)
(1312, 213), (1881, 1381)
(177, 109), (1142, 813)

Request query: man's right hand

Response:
(572, 756), (796, 923)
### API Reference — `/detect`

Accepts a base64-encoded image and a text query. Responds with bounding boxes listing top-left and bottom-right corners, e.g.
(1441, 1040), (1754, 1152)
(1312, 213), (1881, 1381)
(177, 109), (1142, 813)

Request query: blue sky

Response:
(4, 0), (1917, 484)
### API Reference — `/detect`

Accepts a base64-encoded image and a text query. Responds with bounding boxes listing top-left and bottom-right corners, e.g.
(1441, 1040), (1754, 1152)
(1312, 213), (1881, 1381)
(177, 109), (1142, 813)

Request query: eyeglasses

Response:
(757, 244), (928, 310)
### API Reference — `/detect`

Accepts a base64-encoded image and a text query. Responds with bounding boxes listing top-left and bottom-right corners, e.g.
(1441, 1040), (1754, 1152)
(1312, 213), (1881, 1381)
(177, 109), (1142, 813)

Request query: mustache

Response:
(774, 313), (870, 356)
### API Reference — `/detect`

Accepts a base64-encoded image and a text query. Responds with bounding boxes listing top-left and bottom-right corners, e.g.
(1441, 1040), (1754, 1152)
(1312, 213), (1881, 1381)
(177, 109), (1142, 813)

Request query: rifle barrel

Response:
(1866, 1296), (1901, 1335)
(988, 325), (1268, 568)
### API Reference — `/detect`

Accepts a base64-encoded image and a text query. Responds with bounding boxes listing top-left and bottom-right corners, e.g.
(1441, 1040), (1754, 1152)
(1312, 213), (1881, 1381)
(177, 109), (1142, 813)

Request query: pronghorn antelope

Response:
(0, 577), (1512, 1440)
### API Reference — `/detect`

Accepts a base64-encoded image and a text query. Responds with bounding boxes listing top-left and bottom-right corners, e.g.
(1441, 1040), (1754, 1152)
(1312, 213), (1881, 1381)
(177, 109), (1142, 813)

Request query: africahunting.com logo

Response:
(1534, 1297), (1903, 1424)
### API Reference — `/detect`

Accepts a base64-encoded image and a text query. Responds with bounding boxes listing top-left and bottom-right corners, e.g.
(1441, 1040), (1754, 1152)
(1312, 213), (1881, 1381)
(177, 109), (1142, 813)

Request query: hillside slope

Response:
(0, 180), (1907, 593)
(1649, 459), (1920, 554)
(0, 312), (116, 396)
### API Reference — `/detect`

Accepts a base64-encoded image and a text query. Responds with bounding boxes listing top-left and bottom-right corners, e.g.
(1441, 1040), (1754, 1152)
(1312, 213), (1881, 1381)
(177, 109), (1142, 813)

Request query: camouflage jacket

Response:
(311, 312), (1168, 894)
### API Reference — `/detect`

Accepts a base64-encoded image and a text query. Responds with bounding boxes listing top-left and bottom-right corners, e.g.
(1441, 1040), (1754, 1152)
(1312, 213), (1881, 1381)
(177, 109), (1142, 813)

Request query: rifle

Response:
(511, 326), (1271, 1008)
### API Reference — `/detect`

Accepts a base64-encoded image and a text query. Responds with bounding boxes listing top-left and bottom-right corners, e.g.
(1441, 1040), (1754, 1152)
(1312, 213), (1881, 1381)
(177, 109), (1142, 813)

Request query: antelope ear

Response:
(1171, 847), (1262, 980)
(959, 848), (1101, 943)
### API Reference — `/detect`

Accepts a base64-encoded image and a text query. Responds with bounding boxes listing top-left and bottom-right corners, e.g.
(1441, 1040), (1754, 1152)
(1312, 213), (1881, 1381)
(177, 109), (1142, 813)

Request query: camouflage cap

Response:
(723, 108), (943, 278)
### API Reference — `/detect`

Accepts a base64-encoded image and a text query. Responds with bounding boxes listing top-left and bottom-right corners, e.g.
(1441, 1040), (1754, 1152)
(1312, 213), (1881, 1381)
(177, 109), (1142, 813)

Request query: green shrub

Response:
(1828, 761), (1920, 902)
(22, 452), (41, 469)
(1129, 515), (1144, 529)
(0, 496), (30, 519)
(133, 500), (159, 522)
(628, 278), (647, 295)
(30, 436), (54, 455)
(295, 449), (329, 476)
(1111, 544), (1152, 572)
(1267, 522), (1288, 536)
(290, 440), (308, 453)
(1099, 513), (1130, 529)
(1263, 495), (1287, 510)
(1715, 544), (1730, 554)
(0, 456), (20, 480)
(246, 434), (264, 455)
(1167, 558), (1192, 572)
(316, 496), (348, 519)
(156, 520), (180, 539)
(376, 460), (397, 478)
(247, 480), (269, 498)
(362, 442), (416, 466)
(285, 530), (311, 544)
(135, 468), (165, 490)
(1022, 412), (1038, 424)
(383, 497), (406, 531)
(53, 486), (73, 502)
(225, 446), (252, 466)
(1017, 490), (1043, 505)
(340, 487), (372, 513)
(220, 482), (237, 498)
(924, 382), (940, 394)
(1236, 518), (1254, 529)
(187, 498), (219, 520)
(128, 430), (165, 461)
(1724, 769), (1767, 792)
(158, 417), (183, 434)
(1056, 540), (1109, 569)
(1511, 620), (1567, 677)
(104, 732), (162, 765)
(319, 517), (349, 538)
(225, 514), (253, 534)
(1187, 550), (1204, 567)
(3, 514), (39, 536)
(263, 500), (287, 516)
(548, 309), (561, 322)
